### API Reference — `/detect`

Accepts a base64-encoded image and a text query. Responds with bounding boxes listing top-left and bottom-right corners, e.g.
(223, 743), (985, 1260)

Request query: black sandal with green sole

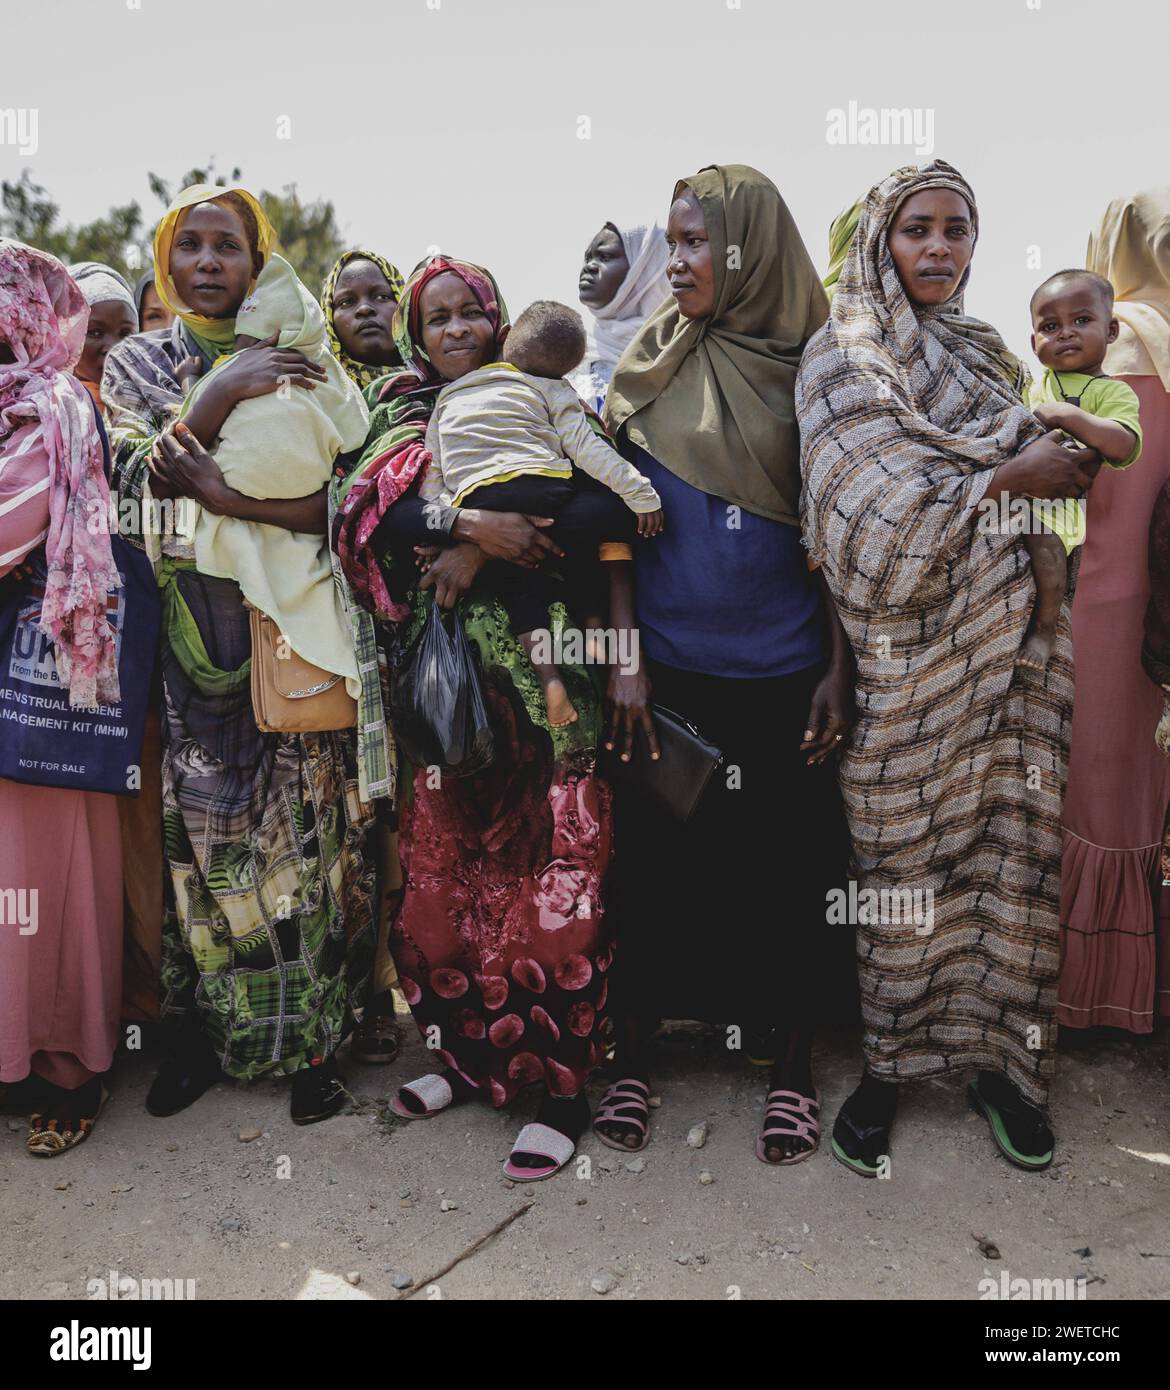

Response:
(968, 1079), (1054, 1170)
(830, 1100), (892, 1178)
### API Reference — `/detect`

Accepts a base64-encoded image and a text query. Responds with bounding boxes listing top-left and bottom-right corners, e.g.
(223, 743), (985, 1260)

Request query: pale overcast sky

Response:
(5, 0), (1168, 362)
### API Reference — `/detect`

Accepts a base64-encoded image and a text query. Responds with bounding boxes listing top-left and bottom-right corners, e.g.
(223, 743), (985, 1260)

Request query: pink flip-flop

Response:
(502, 1122), (576, 1182)
(756, 1087), (821, 1166)
(389, 1073), (454, 1119)
(591, 1077), (651, 1153)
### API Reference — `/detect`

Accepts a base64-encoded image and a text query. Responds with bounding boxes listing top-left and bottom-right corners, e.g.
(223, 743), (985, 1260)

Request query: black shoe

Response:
(145, 1035), (222, 1117)
(290, 1057), (347, 1126)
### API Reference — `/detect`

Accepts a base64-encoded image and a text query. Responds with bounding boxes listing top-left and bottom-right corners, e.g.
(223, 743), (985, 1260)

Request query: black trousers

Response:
(609, 658), (854, 1033)
(462, 473), (634, 634)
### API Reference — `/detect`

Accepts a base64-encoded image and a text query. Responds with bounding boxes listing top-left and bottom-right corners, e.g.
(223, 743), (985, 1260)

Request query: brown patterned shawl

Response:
(796, 160), (1070, 1105)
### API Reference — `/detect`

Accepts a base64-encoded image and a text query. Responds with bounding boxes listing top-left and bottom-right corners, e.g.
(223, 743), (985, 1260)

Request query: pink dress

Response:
(0, 423), (124, 1089)
(1059, 377), (1170, 1030)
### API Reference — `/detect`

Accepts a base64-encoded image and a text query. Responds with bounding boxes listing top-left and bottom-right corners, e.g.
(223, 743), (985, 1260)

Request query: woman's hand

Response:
(151, 424), (236, 514)
(418, 541), (487, 608)
(605, 664), (659, 763)
(215, 332), (328, 405)
(801, 655), (857, 766)
(997, 430), (1101, 500)
(414, 543), (442, 574)
(450, 509), (564, 567)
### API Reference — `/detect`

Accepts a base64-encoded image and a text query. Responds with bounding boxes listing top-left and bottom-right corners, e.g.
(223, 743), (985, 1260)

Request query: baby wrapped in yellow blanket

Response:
(183, 254), (370, 696)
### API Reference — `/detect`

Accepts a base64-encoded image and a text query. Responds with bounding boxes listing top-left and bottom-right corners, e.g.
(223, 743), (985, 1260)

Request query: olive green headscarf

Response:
(604, 163), (828, 526)
(822, 196), (863, 301)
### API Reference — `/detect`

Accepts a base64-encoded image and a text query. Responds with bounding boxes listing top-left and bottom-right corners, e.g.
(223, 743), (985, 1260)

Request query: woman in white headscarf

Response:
(68, 262), (138, 418)
(571, 220), (670, 409)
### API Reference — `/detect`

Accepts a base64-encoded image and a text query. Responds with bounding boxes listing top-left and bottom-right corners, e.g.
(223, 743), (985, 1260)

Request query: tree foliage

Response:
(0, 160), (344, 291)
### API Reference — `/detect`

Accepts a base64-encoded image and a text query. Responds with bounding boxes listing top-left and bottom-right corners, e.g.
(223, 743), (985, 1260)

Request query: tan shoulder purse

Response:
(247, 605), (357, 734)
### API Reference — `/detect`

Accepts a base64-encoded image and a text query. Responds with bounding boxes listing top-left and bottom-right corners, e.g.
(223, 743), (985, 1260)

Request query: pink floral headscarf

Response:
(0, 239), (121, 705)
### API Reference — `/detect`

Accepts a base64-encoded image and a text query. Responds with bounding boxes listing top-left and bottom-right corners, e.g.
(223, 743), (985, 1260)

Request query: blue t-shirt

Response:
(628, 443), (826, 679)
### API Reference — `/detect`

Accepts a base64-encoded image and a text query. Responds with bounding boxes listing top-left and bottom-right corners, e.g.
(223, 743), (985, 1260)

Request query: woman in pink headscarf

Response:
(0, 240), (124, 1156)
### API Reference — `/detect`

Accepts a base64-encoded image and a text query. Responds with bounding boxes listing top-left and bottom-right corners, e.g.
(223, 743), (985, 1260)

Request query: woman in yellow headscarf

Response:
(101, 185), (388, 1125)
(1060, 187), (1170, 1036)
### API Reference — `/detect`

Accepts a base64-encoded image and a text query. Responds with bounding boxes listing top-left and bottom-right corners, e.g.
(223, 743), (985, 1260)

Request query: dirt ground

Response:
(2, 1019), (1167, 1302)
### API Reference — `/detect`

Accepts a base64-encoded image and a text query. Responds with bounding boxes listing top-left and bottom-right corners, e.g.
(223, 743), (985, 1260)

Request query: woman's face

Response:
(887, 189), (975, 307)
(140, 282), (174, 333)
(578, 225), (629, 310)
(417, 271), (497, 380)
(76, 299), (138, 384)
(665, 191), (715, 321)
(168, 202), (258, 320)
(331, 258), (399, 365)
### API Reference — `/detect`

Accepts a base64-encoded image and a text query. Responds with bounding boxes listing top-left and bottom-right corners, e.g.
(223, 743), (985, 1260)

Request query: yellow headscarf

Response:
(1087, 187), (1170, 390)
(152, 184), (276, 358)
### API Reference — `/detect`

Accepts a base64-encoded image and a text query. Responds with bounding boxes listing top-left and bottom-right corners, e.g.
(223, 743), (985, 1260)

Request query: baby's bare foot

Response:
(1016, 623), (1056, 672)
(544, 678), (578, 728)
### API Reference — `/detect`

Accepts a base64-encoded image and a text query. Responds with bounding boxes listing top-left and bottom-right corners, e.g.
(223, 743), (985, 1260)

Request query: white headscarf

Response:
(67, 261), (137, 318)
(571, 221), (670, 406)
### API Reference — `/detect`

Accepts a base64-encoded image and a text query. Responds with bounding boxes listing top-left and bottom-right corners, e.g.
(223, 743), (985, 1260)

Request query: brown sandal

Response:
(27, 1083), (108, 1157)
(351, 1012), (401, 1065)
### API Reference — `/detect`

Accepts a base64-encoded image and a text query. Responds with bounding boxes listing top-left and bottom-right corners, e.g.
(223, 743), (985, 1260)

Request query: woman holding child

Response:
(797, 160), (1100, 1175)
(594, 164), (854, 1167)
(102, 185), (382, 1124)
(334, 256), (617, 1180)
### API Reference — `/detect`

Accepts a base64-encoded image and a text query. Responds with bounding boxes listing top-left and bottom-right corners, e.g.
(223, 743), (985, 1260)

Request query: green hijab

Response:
(604, 163), (828, 527)
(823, 196), (863, 301)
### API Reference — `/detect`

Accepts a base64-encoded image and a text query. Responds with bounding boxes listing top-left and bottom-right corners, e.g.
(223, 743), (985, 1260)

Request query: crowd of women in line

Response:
(2, 157), (1168, 1182)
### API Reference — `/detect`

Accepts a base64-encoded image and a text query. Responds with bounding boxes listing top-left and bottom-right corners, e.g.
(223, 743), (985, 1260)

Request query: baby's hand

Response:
(636, 508), (664, 538)
(1032, 401), (1071, 431)
(177, 355), (204, 396)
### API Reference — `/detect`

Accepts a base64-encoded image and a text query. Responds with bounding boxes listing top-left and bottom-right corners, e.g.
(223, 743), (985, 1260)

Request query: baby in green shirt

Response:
(1020, 269), (1143, 670)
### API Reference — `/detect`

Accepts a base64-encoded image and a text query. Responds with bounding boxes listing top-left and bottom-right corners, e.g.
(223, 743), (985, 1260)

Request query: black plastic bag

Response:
(390, 601), (495, 777)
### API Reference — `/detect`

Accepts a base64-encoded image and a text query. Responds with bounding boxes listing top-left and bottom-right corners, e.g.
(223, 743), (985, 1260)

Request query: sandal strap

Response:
(361, 1015), (399, 1038)
(594, 1081), (650, 1132)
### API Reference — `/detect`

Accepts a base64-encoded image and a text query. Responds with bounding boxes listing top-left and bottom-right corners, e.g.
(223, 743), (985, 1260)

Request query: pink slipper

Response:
(756, 1087), (821, 1166)
(389, 1073), (454, 1119)
(502, 1122), (576, 1182)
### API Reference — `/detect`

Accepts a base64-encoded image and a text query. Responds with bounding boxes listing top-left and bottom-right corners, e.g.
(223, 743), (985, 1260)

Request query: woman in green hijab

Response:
(595, 165), (855, 1166)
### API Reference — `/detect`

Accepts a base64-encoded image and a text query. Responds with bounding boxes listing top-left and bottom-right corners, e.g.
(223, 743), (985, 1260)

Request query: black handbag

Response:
(598, 704), (723, 823)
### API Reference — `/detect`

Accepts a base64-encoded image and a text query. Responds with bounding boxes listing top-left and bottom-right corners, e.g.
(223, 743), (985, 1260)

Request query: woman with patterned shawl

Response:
(333, 256), (615, 1181)
(797, 161), (1100, 1176)
(320, 245), (408, 1066)
(101, 185), (386, 1124)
